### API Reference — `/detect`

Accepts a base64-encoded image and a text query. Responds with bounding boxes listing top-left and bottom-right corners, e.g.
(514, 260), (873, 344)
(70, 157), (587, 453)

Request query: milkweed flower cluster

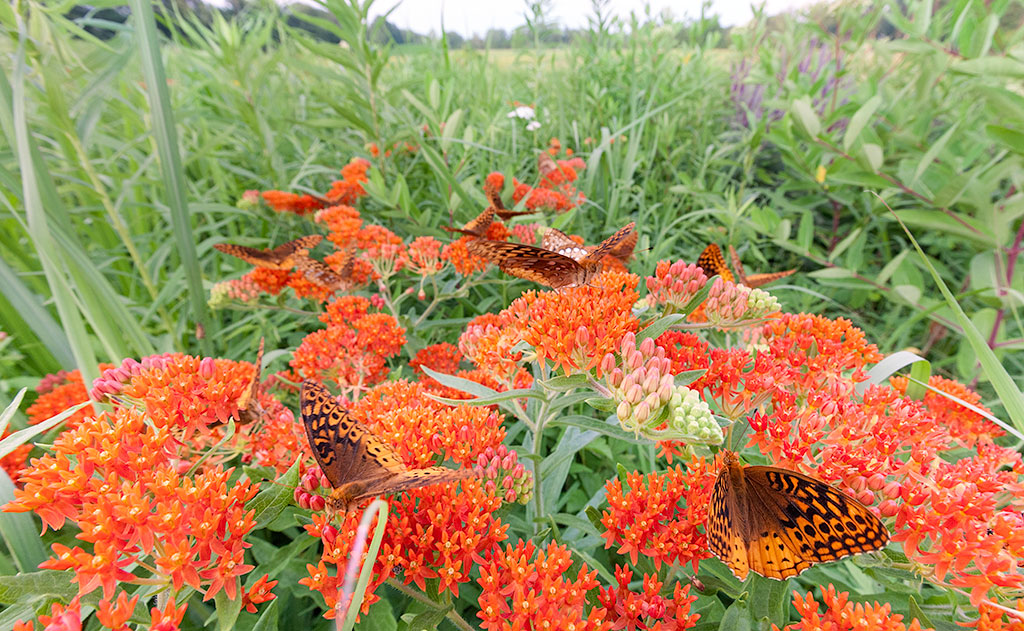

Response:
(774, 585), (932, 631)
(6, 407), (261, 627)
(703, 277), (780, 327)
(476, 540), (608, 631)
(291, 295), (406, 393)
(598, 565), (700, 631)
(298, 380), (512, 617)
(477, 444), (534, 505)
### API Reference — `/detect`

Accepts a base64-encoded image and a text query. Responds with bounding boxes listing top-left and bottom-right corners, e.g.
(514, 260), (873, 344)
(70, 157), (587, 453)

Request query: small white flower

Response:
(525, 121), (541, 131)
(507, 105), (536, 120)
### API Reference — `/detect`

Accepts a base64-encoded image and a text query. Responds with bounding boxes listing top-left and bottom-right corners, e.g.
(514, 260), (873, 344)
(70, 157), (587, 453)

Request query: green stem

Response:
(385, 578), (436, 608)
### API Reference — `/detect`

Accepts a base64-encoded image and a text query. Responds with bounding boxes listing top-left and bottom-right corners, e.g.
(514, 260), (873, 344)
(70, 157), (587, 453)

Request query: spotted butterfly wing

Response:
(604, 229), (638, 263)
(443, 208), (495, 238)
(538, 153), (560, 180)
(301, 380), (472, 514)
(235, 338), (265, 424)
(541, 227), (588, 261)
(294, 252), (354, 291)
(580, 222), (636, 266)
(707, 450), (889, 581)
(214, 235), (324, 270)
(696, 244), (735, 283)
(467, 240), (584, 288)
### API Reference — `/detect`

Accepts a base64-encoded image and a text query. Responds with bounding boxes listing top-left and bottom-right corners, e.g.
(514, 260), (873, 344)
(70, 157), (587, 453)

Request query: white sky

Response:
(364, 0), (814, 37)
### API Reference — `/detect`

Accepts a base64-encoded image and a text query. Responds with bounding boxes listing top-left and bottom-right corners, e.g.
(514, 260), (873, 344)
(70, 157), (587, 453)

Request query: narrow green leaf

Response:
(251, 598), (279, 631)
(912, 122), (959, 185)
(637, 314), (686, 343)
(843, 95), (881, 153)
(0, 389), (25, 438)
(0, 570), (77, 604)
(214, 583), (243, 631)
(548, 414), (646, 444)
(250, 458), (301, 530)
(791, 96), (821, 138)
(0, 470), (47, 573)
(0, 401), (87, 459)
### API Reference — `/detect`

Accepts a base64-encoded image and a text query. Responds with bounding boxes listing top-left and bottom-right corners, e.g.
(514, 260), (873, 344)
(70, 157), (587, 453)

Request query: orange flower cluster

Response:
(6, 406), (261, 626)
(27, 366), (112, 429)
(773, 585), (932, 631)
(261, 190), (323, 215)
(511, 155), (587, 212)
(890, 374), (1003, 446)
(476, 540), (608, 631)
(297, 380), (510, 617)
(601, 460), (715, 570)
(324, 157), (370, 205)
(501, 271), (640, 375)
(597, 565), (700, 631)
(291, 295), (406, 392)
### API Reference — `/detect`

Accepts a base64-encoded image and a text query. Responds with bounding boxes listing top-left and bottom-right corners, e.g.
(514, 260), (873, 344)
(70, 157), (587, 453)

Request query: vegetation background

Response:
(0, 0), (1023, 629)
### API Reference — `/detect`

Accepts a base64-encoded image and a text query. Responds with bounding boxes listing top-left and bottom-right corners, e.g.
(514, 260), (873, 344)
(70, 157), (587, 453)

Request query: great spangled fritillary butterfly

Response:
(706, 450), (889, 581)
(213, 235), (323, 270)
(235, 337), (265, 425)
(301, 380), (473, 515)
(696, 244), (795, 288)
(484, 180), (533, 221)
(443, 208), (496, 238)
(293, 250), (356, 291)
(469, 222), (636, 289)
(537, 152), (559, 180)
(541, 227), (637, 265)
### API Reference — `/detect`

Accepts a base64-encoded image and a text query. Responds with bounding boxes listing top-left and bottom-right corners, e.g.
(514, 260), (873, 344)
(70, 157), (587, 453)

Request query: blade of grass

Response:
(129, 0), (214, 355)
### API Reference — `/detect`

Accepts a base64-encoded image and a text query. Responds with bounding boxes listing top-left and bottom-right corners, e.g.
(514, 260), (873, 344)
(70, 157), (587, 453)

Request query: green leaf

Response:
(952, 56), (1024, 78)
(0, 401), (87, 460)
(985, 125), (1024, 155)
(859, 142), (883, 172)
(0, 469), (47, 573)
(907, 596), (935, 629)
(251, 598), (279, 631)
(0, 570), (76, 604)
(674, 370), (706, 386)
(250, 458), (301, 530)
(540, 374), (590, 392)
(858, 351), (929, 395)
(636, 314), (686, 343)
(907, 360), (932, 400)
(843, 95), (881, 153)
(420, 367), (500, 399)
(548, 414), (646, 444)
(406, 608), (450, 631)
(791, 96), (821, 138)
(911, 122), (959, 186)
(214, 583), (244, 631)
(890, 205), (1024, 435)
(0, 388), (24, 438)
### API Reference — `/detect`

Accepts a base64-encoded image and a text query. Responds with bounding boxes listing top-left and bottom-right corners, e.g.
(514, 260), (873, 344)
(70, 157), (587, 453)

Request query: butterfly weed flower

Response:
(27, 366), (111, 430)
(600, 459), (716, 571)
(773, 584), (932, 631)
(208, 275), (261, 308)
(407, 236), (445, 276)
(475, 540), (609, 631)
(597, 565), (700, 631)
(236, 188), (260, 210)
(261, 190), (323, 215)
(324, 157), (370, 205)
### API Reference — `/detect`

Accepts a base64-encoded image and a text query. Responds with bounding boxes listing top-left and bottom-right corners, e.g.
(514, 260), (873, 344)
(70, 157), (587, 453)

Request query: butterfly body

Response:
(469, 222), (635, 289)
(301, 380), (473, 516)
(235, 338), (265, 425)
(294, 250), (356, 291)
(707, 450), (889, 581)
(541, 227), (636, 265)
(213, 235), (323, 270)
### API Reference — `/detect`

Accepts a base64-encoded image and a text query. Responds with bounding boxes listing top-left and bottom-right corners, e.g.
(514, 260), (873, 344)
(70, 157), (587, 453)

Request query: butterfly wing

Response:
(271, 235), (323, 260)
(213, 243), (282, 268)
(294, 254), (350, 291)
(580, 222), (637, 266)
(468, 240), (583, 288)
(300, 380), (408, 490)
(443, 208), (495, 237)
(741, 465), (889, 580)
(538, 153), (559, 180)
(541, 228), (588, 261)
(606, 229), (638, 263)
(744, 270), (797, 288)
(236, 337), (264, 424)
(355, 467), (474, 504)
(696, 244), (735, 283)
(707, 463), (751, 580)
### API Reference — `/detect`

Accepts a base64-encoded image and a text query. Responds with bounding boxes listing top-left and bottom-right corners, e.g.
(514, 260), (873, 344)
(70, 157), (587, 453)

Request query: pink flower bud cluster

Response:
(510, 222), (542, 245)
(88, 353), (179, 401)
(644, 260), (708, 309)
(209, 276), (261, 308)
(703, 279), (781, 327)
(296, 467), (331, 512)
(476, 444), (534, 505)
(236, 189), (261, 210)
(36, 369), (71, 395)
(602, 332), (675, 436)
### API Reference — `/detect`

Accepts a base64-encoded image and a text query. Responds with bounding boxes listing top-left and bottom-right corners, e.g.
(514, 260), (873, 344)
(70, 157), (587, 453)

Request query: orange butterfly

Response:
(294, 250), (357, 291)
(541, 226), (637, 265)
(707, 450), (889, 581)
(537, 152), (560, 180)
(696, 244), (795, 288)
(443, 207), (496, 238)
(469, 222), (635, 289)
(484, 180), (534, 221)
(301, 380), (474, 516)
(213, 235), (323, 270)
(212, 338), (264, 428)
